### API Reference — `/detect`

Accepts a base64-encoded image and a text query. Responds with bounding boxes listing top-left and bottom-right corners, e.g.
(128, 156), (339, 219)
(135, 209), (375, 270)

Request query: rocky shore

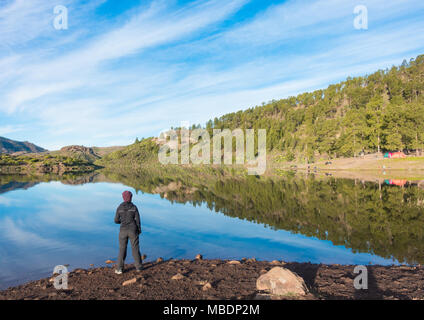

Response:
(1, 258), (423, 300)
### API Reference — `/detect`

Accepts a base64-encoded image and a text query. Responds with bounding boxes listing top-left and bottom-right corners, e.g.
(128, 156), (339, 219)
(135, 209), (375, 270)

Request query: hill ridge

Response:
(0, 136), (47, 154)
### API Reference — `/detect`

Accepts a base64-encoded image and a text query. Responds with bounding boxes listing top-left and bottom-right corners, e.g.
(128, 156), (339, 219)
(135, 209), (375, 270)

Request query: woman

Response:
(114, 190), (142, 274)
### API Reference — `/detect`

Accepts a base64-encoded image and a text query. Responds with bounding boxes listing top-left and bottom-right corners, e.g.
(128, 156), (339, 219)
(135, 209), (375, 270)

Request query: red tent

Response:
(389, 179), (407, 186)
(390, 152), (406, 159)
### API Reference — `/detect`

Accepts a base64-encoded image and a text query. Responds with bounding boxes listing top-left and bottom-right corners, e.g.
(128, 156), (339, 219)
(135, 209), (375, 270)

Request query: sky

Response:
(0, 0), (424, 150)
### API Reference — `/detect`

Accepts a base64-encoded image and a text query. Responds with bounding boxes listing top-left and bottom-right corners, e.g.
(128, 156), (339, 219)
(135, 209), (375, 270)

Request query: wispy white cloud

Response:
(1, 0), (424, 149)
(0, 217), (76, 250)
(0, 124), (24, 136)
(0, 196), (12, 206)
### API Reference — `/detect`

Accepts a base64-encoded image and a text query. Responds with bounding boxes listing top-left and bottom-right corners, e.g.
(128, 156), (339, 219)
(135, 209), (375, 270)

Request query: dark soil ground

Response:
(1, 259), (423, 300)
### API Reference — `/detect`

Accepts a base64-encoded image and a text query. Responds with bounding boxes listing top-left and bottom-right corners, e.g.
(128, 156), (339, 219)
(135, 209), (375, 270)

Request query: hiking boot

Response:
(115, 269), (123, 275)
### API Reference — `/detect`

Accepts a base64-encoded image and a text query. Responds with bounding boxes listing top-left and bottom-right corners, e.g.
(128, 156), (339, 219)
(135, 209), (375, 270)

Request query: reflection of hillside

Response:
(102, 168), (424, 265)
(57, 171), (110, 185)
(0, 171), (112, 193)
(0, 181), (39, 194)
(3, 168), (424, 265)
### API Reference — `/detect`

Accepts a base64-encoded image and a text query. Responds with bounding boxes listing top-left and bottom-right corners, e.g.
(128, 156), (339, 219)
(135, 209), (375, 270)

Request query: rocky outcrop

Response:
(59, 146), (100, 162)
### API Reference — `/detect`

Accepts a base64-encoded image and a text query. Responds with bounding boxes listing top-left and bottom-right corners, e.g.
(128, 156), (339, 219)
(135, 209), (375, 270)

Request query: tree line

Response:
(204, 55), (424, 162)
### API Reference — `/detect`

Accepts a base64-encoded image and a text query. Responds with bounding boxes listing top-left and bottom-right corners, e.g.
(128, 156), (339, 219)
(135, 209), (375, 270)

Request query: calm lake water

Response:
(0, 173), (423, 289)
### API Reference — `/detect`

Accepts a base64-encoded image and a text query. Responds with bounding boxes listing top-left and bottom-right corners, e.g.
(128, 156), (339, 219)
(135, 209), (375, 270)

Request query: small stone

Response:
(228, 260), (241, 265)
(141, 254), (147, 260)
(247, 258), (257, 262)
(122, 278), (138, 286)
(202, 282), (212, 291)
(195, 254), (203, 260)
(105, 260), (115, 264)
(270, 260), (280, 265)
(156, 257), (164, 263)
(74, 269), (85, 273)
(90, 264), (94, 267)
(171, 273), (186, 280)
(260, 269), (268, 274)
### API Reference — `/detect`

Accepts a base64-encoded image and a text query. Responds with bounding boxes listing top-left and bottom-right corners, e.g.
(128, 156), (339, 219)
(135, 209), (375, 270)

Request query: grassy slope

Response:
(0, 153), (98, 175)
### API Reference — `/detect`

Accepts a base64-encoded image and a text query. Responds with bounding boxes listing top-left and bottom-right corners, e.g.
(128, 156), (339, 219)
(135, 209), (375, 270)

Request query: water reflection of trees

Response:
(102, 169), (424, 265)
(2, 169), (424, 265)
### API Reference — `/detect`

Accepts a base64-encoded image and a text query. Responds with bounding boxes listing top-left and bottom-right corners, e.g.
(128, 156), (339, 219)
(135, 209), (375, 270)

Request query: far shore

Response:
(272, 155), (424, 182)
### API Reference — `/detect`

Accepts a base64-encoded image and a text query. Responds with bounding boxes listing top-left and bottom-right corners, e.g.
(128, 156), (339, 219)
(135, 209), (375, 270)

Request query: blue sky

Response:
(1, 0), (424, 150)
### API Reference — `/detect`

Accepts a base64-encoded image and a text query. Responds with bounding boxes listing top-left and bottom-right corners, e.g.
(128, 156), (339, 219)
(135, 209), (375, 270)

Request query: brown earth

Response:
(272, 154), (424, 182)
(1, 259), (423, 300)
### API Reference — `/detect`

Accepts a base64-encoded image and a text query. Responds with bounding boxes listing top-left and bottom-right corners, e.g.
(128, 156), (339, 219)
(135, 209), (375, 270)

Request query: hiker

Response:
(114, 190), (142, 274)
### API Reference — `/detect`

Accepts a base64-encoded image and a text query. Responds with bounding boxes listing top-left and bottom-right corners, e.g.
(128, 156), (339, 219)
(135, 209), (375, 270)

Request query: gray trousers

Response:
(117, 228), (142, 270)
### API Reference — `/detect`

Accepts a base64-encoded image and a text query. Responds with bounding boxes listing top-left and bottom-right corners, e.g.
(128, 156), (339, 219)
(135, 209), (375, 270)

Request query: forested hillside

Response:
(206, 55), (424, 162)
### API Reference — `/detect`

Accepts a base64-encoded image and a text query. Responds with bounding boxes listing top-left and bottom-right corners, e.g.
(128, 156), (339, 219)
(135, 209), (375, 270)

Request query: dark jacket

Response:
(114, 202), (141, 234)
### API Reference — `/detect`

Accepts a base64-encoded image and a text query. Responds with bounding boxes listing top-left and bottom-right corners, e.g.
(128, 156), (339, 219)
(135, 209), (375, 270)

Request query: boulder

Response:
(227, 260), (241, 265)
(156, 257), (164, 263)
(256, 267), (308, 296)
(195, 254), (203, 260)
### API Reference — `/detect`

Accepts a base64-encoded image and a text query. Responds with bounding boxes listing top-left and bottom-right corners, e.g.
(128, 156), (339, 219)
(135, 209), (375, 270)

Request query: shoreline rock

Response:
(256, 267), (308, 297)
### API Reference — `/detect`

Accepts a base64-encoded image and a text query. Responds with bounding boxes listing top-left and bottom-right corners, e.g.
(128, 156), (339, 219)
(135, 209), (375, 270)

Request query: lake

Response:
(1, 172), (423, 289)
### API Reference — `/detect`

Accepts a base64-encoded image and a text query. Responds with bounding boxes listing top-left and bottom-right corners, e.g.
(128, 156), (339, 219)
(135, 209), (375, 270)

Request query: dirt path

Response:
(1, 259), (423, 300)
(272, 154), (424, 182)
